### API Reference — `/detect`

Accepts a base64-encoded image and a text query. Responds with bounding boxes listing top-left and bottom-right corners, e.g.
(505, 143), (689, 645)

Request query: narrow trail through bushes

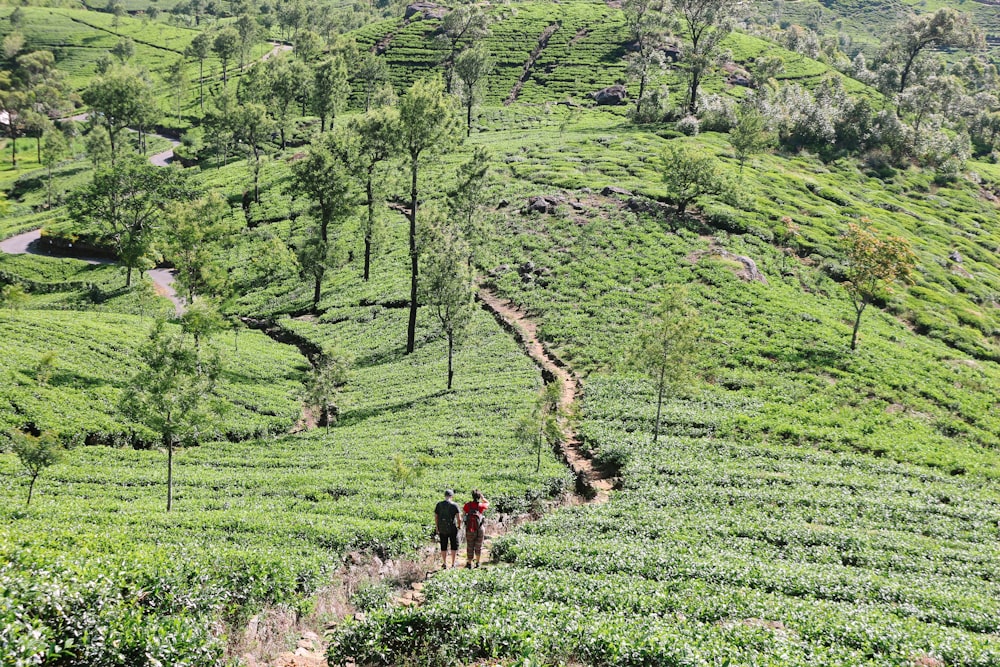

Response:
(263, 287), (613, 667)
(477, 287), (614, 500)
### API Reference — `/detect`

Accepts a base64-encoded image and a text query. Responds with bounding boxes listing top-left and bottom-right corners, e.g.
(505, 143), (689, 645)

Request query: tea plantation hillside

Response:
(2, 0), (1000, 664)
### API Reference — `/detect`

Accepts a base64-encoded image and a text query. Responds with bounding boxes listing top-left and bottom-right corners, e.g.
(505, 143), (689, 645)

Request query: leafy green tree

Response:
(303, 351), (350, 430)
(163, 193), (234, 303)
(447, 146), (492, 268)
(396, 77), (462, 354)
(108, 0), (125, 33)
(420, 213), (474, 390)
(82, 66), (158, 159)
(436, 6), (491, 93)
(203, 88), (238, 165)
(292, 131), (356, 310)
(885, 8), (983, 95)
(728, 105), (772, 172)
(165, 57), (188, 124)
(631, 288), (701, 443)
(122, 319), (221, 512)
(357, 52), (388, 112)
(111, 37), (135, 64)
(185, 32), (212, 113)
(213, 27), (240, 85)
(85, 125), (112, 169)
(516, 382), (562, 472)
(843, 222), (916, 350)
(180, 297), (227, 355)
(673, 0), (744, 114)
(349, 105), (399, 281)
(312, 55), (351, 132)
(231, 101), (274, 202)
(660, 142), (725, 216)
(0, 83), (28, 168)
(2, 32), (24, 60)
(623, 0), (672, 120)
(10, 430), (61, 507)
(41, 128), (68, 208)
(235, 13), (258, 70)
(295, 29), (324, 64)
(454, 45), (494, 137)
(70, 154), (193, 286)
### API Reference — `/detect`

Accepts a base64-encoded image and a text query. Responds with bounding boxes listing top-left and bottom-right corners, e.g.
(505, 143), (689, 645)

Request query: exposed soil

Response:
(477, 287), (614, 500)
(505, 23), (560, 106)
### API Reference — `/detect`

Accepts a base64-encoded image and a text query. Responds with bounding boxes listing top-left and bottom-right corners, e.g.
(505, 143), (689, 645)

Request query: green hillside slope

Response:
(1, 0), (999, 664)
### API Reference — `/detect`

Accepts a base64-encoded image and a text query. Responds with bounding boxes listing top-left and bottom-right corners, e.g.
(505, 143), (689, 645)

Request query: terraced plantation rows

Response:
(333, 399), (1000, 665)
(2, 0), (1000, 663)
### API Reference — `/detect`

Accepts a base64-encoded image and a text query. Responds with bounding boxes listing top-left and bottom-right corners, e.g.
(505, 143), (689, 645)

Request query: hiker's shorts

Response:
(466, 529), (484, 558)
(439, 531), (458, 551)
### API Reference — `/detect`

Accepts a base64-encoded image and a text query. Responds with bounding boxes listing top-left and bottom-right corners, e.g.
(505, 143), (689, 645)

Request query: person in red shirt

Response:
(462, 489), (489, 568)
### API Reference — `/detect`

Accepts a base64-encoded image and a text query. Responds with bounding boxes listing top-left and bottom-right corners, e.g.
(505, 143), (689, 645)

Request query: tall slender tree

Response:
(185, 32), (212, 113)
(349, 105), (398, 281)
(673, 0), (744, 113)
(436, 6), (491, 93)
(420, 212), (474, 390)
(623, 0), (672, 119)
(292, 131), (356, 310)
(213, 27), (240, 86)
(843, 222), (916, 350)
(122, 319), (221, 512)
(454, 45), (494, 137)
(312, 55), (351, 132)
(396, 77), (461, 354)
(631, 287), (701, 443)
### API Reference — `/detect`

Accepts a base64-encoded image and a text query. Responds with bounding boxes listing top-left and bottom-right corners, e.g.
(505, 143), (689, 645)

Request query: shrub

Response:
(676, 115), (700, 136)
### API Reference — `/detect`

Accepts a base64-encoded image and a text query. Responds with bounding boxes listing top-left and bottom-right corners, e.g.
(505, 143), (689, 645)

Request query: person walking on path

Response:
(434, 489), (462, 569)
(463, 489), (489, 569)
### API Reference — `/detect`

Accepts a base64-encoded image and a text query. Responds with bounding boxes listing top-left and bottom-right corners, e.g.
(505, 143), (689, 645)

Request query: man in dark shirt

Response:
(434, 489), (462, 569)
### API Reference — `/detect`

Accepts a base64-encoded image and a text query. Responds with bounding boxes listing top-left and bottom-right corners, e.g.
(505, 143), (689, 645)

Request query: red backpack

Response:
(465, 504), (485, 533)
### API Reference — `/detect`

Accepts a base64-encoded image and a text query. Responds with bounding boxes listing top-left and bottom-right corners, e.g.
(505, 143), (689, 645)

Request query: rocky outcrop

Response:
(591, 84), (627, 106)
(524, 194), (565, 214)
(404, 2), (448, 20)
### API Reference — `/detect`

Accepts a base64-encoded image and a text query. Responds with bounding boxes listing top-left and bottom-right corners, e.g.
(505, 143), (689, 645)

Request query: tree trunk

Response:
(320, 113), (326, 133)
(467, 98), (473, 137)
(364, 170), (374, 281)
(636, 57), (648, 117)
(687, 69), (701, 115)
(26, 473), (37, 507)
(535, 430), (541, 472)
(850, 303), (865, 351)
(654, 365), (665, 443)
(253, 151), (260, 203)
(166, 435), (173, 512)
(36, 136), (41, 163)
(447, 331), (454, 390)
(11, 134), (16, 168)
(313, 269), (323, 312)
(199, 60), (205, 113)
(126, 265), (133, 287)
(406, 155), (419, 354)
(280, 127), (286, 150)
